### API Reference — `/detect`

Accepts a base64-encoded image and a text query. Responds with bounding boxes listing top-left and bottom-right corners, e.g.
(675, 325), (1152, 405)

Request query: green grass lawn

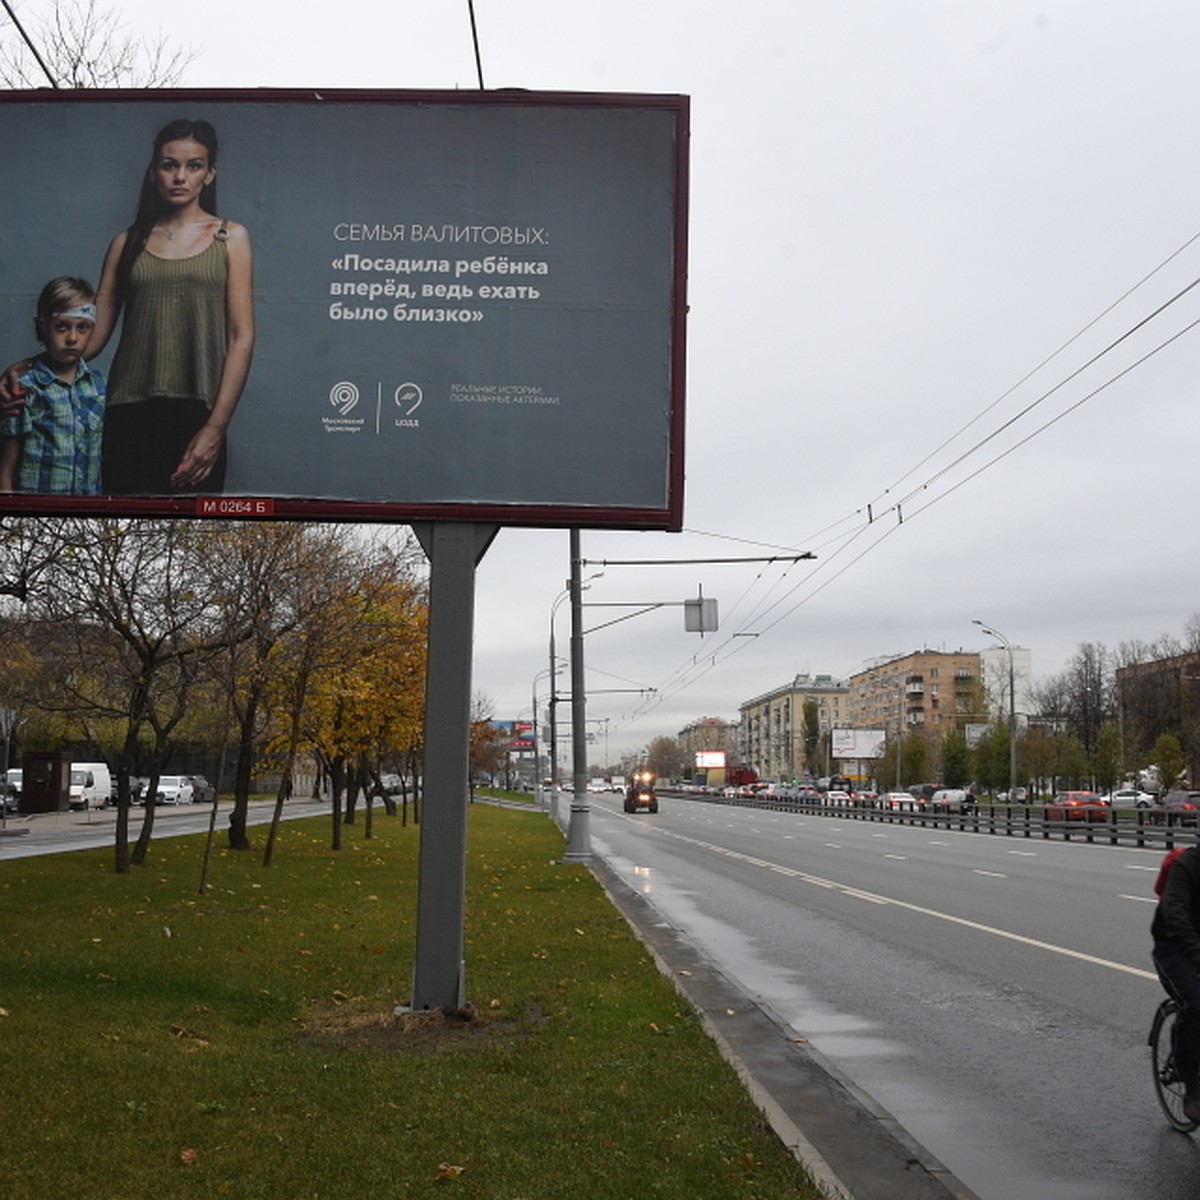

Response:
(0, 803), (824, 1199)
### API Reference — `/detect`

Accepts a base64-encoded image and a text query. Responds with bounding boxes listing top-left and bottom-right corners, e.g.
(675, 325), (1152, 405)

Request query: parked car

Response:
(1155, 790), (1200, 827)
(154, 775), (194, 805)
(930, 788), (976, 813)
(1106, 787), (1156, 809)
(189, 775), (216, 805)
(1045, 791), (1108, 821)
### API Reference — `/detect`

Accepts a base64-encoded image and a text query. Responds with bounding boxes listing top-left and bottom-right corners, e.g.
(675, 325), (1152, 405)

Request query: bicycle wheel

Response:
(1150, 998), (1198, 1133)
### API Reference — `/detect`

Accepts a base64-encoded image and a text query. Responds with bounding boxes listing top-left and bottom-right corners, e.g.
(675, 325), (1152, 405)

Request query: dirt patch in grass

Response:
(295, 1002), (544, 1056)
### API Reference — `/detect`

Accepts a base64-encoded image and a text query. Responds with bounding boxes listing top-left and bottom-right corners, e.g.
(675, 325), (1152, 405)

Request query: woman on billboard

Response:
(2, 118), (253, 495)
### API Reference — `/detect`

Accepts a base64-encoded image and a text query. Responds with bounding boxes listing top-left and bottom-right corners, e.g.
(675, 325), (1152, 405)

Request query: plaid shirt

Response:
(2, 357), (106, 495)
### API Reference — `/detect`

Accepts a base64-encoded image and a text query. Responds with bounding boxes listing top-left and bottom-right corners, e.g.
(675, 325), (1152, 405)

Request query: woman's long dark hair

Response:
(115, 119), (220, 302)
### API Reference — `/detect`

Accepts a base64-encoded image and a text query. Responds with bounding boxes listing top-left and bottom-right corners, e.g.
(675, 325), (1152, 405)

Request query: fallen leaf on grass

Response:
(168, 1025), (211, 1046)
(434, 1162), (465, 1180)
(179, 1148), (198, 1165)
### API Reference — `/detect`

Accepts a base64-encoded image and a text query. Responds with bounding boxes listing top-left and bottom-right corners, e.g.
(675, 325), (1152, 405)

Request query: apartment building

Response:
(677, 716), (738, 761)
(738, 673), (849, 781)
(848, 650), (981, 737)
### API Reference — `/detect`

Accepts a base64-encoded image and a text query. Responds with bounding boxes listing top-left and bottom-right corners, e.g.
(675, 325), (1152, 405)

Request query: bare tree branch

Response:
(0, 0), (195, 88)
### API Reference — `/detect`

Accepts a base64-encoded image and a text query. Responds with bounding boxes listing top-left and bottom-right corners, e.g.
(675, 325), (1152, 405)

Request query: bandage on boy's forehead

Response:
(51, 304), (97, 320)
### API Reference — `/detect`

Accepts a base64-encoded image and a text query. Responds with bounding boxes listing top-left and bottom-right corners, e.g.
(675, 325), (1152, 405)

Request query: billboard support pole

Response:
(407, 521), (498, 1012)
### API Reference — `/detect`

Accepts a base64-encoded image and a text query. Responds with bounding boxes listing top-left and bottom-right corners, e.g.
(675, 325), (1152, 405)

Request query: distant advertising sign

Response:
(491, 720), (535, 751)
(695, 750), (726, 769)
(831, 729), (887, 758)
(0, 89), (689, 528)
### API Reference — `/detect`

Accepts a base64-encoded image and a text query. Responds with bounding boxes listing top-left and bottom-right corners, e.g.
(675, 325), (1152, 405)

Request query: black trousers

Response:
(102, 398), (227, 496)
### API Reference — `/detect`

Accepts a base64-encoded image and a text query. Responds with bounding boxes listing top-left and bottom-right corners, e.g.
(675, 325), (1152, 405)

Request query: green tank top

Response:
(108, 233), (228, 409)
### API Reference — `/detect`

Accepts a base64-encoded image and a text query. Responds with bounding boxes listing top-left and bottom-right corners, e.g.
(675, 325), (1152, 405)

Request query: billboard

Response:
(0, 88), (688, 528)
(491, 721), (535, 752)
(695, 750), (726, 769)
(831, 729), (887, 759)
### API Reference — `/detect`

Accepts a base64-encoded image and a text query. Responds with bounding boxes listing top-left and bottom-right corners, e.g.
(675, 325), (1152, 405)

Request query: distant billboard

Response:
(695, 750), (726, 769)
(491, 720), (535, 752)
(831, 729), (887, 759)
(0, 88), (688, 528)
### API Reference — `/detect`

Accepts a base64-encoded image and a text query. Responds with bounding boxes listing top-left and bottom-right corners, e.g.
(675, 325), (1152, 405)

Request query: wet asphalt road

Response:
(582, 793), (1200, 1200)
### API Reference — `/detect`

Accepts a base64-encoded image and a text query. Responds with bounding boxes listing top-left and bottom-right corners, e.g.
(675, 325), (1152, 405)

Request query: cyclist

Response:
(1152, 844), (1200, 1124)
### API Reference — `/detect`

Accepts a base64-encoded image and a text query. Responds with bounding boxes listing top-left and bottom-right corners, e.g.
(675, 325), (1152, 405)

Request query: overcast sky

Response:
(12, 0), (1200, 761)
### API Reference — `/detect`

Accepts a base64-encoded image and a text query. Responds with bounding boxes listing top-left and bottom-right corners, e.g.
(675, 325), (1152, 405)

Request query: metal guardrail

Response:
(660, 790), (1199, 851)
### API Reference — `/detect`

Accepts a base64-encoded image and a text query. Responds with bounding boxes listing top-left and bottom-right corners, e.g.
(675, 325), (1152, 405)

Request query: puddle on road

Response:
(597, 839), (907, 1061)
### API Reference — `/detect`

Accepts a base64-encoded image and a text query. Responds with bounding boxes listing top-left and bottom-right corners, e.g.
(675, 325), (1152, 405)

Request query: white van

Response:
(69, 762), (113, 811)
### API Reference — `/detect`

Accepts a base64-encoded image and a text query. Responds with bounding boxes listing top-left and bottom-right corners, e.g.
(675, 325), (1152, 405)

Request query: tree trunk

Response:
(228, 686), (260, 850)
(330, 758), (344, 851)
(114, 789), (130, 874)
(130, 767), (162, 866)
(263, 706), (303, 868)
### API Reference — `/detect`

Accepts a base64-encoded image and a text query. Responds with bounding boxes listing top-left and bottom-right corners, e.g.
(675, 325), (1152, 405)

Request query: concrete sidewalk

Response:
(591, 857), (980, 1200)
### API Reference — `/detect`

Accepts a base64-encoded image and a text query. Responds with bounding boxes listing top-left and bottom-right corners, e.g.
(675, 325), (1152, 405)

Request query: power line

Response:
(466, 0), (485, 88)
(603, 239), (1200, 739)
(1, 0), (59, 87)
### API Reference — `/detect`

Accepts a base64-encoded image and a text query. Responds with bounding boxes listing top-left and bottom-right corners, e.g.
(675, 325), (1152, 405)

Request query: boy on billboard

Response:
(0, 277), (106, 496)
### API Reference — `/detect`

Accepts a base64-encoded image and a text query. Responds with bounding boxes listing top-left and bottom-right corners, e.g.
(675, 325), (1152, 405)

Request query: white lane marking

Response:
(1125, 864), (1157, 872)
(653, 826), (1156, 981)
(1120, 894), (1157, 904)
(885, 854), (907, 860)
(974, 869), (1007, 878)
(929, 840), (949, 846)
(1008, 850), (1037, 857)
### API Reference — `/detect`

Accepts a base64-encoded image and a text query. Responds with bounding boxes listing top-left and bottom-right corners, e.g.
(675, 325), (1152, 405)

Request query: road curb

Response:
(590, 856), (981, 1200)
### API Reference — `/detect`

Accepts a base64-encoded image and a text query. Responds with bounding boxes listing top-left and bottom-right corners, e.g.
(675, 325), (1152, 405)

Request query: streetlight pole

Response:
(974, 619), (1017, 801)
(564, 528), (591, 862)
(548, 567), (602, 829)
(531, 666), (562, 811)
(548, 592), (567, 826)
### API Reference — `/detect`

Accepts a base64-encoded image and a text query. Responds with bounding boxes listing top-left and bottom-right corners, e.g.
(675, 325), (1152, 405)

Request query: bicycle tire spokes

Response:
(1151, 998), (1198, 1134)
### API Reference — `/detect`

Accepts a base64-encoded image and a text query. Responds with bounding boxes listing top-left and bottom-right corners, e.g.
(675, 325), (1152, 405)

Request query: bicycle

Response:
(1149, 996), (1199, 1133)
